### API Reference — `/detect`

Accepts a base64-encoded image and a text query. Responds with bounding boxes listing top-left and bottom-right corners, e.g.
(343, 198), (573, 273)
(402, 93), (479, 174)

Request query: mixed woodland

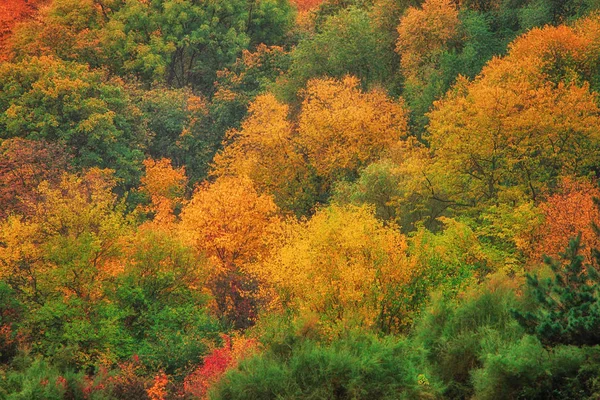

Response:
(2, 0), (600, 398)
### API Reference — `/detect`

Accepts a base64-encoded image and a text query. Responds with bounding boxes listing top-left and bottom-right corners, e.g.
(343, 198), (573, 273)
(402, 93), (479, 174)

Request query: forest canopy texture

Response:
(2, 0), (600, 398)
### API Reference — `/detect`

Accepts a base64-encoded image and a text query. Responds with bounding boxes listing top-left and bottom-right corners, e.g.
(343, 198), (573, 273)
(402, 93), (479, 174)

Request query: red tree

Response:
(528, 177), (600, 265)
(0, 0), (44, 58)
(291, 0), (323, 11)
(0, 139), (71, 219)
(184, 335), (257, 399)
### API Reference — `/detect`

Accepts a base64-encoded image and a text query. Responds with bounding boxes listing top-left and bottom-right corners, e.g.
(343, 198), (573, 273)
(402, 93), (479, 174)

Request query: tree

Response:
(395, 0), (528, 135)
(412, 277), (522, 399)
(0, 169), (129, 304)
(129, 85), (212, 181)
(138, 158), (187, 224)
(427, 22), (600, 207)
(107, 0), (251, 90)
(396, 0), (459, 132)
(0, 0), (44, 60)
(179, 176), (281, 328)
(113, 226), (219, 374)
(527, 177), (600, 265)
(575, 14), (600, 93)
(290, 0), (323, 11)
(183, 335), (257, 399)
(332, 159), (404, 222)
(210, 333), (439, 399)
(283, 7), (397, 97)
(8, 0), (109, 68)
(0, 281), (23, 363)
(214, 76), (410, 215)
(209, 44), (291, 148)
(10, 0), (294, 91)
(504, 23), (595, 84)
(0, 139), (71, 219)
(0, 56), (145, 185)
(212, 93), (320, 216)
(252, 204), (412, 332)
(297, 76), (409, 182)
(396, 0), (459, 87)
(514, 235), (600, 346)
(0, 169), (132, 366)
(180, 176), (280, 270)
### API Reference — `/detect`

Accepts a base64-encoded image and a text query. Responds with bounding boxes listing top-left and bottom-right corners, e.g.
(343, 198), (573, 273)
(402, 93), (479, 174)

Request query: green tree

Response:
(100, 0), (293, 90)
(211, 330), (441, 399)
(209, 44), (291, 150)
(129, 85), (218, 182)
(0, 56), (145, 185)
(280, 7), (397, 100)
(412, 277), (523, 398)
(514, 234), (600, 346)
(11, 0), (295, 91)
(111, 228), (220, 377)
(0, 282), (23, 363)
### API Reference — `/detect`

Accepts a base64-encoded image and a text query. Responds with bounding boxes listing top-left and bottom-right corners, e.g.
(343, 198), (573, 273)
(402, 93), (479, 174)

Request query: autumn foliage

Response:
(396, 0), (459, 85)
(183, 335), (257, 399)
(211, 93), (312, 215)
(0, 138), (71, 219)
(0, 0), (43, 58)
(139, 158), (187, 224)
(528, 177), (600, 265)
(253, 204), (412, 332)
(2, 1), (600, 399)
(213, 76), (409, 215)
(427, 18), (600, 206)
(180, 176), (280, 328)
(298, 76), (409, 180)
(291, 0), (323, 11)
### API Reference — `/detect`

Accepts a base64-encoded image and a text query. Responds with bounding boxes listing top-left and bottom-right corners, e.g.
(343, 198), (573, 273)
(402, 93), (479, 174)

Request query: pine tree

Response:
(514, 233), (600, 346)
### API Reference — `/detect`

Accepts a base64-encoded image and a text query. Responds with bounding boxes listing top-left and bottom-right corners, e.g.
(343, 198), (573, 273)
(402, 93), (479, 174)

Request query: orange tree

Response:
(427, 20), (600, 209)
(179, 176), (281, 329)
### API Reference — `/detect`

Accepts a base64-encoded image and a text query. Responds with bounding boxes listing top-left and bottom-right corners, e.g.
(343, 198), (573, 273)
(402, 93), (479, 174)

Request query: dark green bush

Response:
(411, 277), (524, 398)
(473, 337), (600, 399)
(210, 331), (440, 399)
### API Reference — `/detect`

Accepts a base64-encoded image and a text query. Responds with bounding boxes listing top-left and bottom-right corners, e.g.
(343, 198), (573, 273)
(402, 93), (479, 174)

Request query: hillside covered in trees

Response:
(1, 0), (600, 398)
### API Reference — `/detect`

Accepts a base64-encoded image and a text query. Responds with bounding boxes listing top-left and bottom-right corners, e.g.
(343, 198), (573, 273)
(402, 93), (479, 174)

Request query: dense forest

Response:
(1, 0), (600, 398)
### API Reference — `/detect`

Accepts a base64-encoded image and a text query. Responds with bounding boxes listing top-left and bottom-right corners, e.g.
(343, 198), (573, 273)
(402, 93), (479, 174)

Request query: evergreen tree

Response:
(514, 233), (600, 346)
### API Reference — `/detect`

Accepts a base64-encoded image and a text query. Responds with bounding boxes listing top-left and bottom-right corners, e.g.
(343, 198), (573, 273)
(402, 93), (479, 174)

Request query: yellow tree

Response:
(0, 168), (134, 367)
(427, 22), (600, 207)
(179, 176), (280, 328)
(212, 94), (319, 216)
(396, 0), (459, 86)
(214, 77), (409, 215)
(138, 158), (187, 225)
(0, 168), (128, 303)
(297, 76), (409, 181)
(252, 204), (412, 333)
(575, 14), (600, 71)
